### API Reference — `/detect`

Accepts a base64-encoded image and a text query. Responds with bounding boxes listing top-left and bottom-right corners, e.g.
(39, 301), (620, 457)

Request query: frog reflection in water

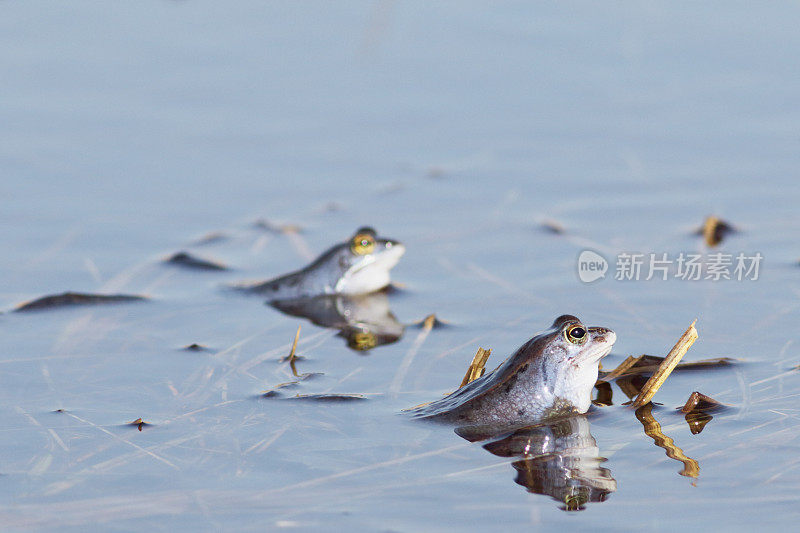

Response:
(414, 315), (616, 425)
(460, 415), (616, 511)
(248, 227), (405, 301)
(270, 292), (405, 352)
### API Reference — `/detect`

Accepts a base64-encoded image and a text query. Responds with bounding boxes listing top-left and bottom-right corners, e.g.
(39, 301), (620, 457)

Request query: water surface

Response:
(2, 2), (800, 530)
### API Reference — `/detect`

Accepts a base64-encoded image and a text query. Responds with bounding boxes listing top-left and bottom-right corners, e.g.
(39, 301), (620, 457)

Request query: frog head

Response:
(538, 315), (616, 414)
(333, 227), (405, 295)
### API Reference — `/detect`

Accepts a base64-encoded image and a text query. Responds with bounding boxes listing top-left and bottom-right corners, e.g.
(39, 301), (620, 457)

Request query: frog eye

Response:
(351, 233), (376, 255)
(565, 325), (587, 344)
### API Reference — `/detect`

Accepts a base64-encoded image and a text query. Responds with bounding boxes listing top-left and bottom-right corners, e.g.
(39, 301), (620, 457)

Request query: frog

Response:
(413, 315), (616, 426)
(244, 227), (405, 301)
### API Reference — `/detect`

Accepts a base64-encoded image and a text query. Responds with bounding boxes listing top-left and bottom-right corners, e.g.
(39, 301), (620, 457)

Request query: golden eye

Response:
(351, 233), (376, 255)
(350, 331), (377, 351)
(565, 325), (587, 344)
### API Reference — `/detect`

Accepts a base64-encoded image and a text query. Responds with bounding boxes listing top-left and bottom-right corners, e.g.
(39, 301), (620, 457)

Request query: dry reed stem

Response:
(632, 320), (698, 407)
(459, 347), (491, 387)
(287, 325), (302, 377)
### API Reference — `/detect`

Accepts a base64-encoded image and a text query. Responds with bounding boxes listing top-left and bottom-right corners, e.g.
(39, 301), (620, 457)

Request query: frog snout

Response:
(382, 241), (406, 262)
(591, 328), (616, 345)
(384, 240), (405, 253)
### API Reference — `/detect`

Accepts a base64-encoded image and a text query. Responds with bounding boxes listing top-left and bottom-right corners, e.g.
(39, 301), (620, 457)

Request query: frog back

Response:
(413, 334), (552, 420)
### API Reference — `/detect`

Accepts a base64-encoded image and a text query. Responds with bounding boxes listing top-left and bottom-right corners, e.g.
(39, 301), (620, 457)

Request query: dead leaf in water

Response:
(127, 418), (150, 431)
(697, 215), (736, 247)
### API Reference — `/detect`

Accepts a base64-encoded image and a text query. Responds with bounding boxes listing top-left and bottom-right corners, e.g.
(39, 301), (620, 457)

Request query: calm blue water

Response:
(2, 2), (800, 530)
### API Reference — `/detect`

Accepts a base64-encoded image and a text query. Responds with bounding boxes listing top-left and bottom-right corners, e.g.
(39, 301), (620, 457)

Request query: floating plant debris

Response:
(288, 393), (367, 402)
(182, 343), (209, 352)
(191, 231), (228, 245)
(411, 314), (449, 329)
(680, 392), (726, 435)
(680, 391), (724, 414)
(164, 251), (229, 271)
(539, 218), (566, 234)
(261, 381), (300, 398)
(252, 218), (302, 234)
(459, 347), (492, 387)
(127, 418), (150, 431)
(632, 320), (699, 408)
(600, 355), (733, 381)
(636, 355), (732, 373)
(697, 215), (736, 247)
(14, 292), (146, 312)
